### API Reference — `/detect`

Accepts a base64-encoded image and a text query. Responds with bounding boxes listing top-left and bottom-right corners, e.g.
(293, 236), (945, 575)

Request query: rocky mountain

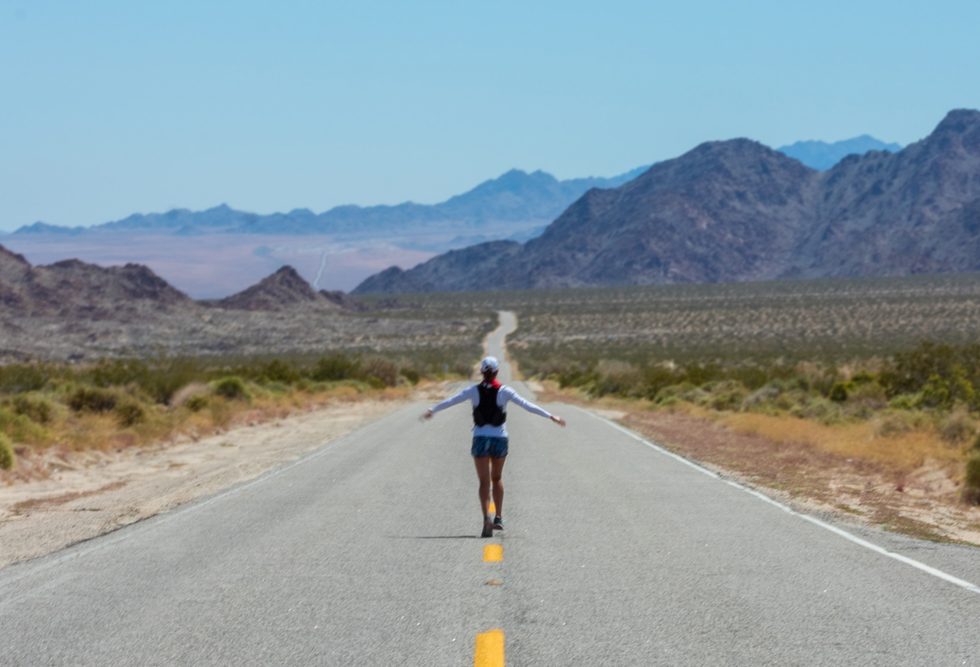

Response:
(354, 109), (980, 294)
(778, 135), (902, 171)
(0, 245), (340, 319)
(215, 266), (334, 311)
(0, 245), (191, 317)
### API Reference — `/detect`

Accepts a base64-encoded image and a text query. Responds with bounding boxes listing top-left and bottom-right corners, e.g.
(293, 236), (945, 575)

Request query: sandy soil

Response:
(0, 394), (426, 569)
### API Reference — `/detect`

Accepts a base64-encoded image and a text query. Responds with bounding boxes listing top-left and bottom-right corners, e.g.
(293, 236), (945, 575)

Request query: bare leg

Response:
(473, 456), (492, 520)
(490, 456), (506, 518)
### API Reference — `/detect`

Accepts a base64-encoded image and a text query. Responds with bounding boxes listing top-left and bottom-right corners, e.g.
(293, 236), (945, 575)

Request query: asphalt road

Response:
(2, 312), (979, 665)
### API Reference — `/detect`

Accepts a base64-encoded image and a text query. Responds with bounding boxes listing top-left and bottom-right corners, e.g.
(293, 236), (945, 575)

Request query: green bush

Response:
(115, 401), (146, 427)
(964, 453), (980, 505)
(311, 354), (360, 382)
(213, 376), (249, 400)
(68, 387), (118, 413)
(702, 380), (749, 411)
(791, 396), (844, 424)
(258, 359), (300, 385)
(0, 433), (14, 470)
(0, 407), (47, 443)
(0, 364), (49, 393)
(185, 395), (209, 412)
(361, 358), (399, 387)
(11, 394), (53, 424)
(828, 382), (850, 403)
(888, 394), (919, 411)
(400, 368), (420, 385)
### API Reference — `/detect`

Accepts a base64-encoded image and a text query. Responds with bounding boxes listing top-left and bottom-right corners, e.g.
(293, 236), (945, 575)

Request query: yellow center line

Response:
(488, 501), (496, 514)
(474, 628), (505, 667)
(483, 544), (503, 562)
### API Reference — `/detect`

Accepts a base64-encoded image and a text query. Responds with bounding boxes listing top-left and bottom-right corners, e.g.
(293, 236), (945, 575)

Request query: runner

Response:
(422, 356), (566, 537)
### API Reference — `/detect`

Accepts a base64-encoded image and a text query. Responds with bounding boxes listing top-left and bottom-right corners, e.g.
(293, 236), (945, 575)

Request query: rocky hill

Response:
(354, 109), (980, 293)
(216, 266), (335, 311)
(0, 246), (190, 317)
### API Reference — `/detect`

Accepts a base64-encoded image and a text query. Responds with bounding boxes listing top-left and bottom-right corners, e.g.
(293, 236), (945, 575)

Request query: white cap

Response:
(480, 356), (499, 373)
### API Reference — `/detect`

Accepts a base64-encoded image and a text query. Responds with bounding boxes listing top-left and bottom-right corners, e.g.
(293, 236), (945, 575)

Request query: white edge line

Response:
(580, 407), (980, 597)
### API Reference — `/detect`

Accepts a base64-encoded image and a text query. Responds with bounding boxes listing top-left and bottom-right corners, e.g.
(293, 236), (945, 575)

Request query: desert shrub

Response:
(939, 408), (975, 445)
(591, 360), (642, 397)
(68, 387), (118, 413)
(185, 395), (209, 412)
(311, 354), (360, 382)
(85, 358), (201, 404)
(0, 433), (14, 470)
(964, 453), (980, 504)
(639, 366), (682, 399)
(257, 359), (300, 385)
(881, 342), (980, 408)
(917, 374), (952, 409)
(653, 382), (699, 405)
(11, 394), (53, 424)
(361, 358), (399, 387)
(0, 364), (49, 393)
(848, 381), (888, 409)
(791, 396), (844, 424)
(213, 376), (249, 400)
(557, 365), (598, 390)
(400, 368), (420, 385)
(741, 383), (783, 411)
(828, 382), (849, 403)
(888, 394), (919, 410)
(115, 401), (146, 427)
(874, 412), (917, 437)
(0, 406), (47, 443)
(702, 380), (749, 411)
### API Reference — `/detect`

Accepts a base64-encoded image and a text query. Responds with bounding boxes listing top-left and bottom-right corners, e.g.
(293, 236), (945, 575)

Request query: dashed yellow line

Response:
(488, 501), (496, 514)
(483, 544), (503, 562)
(474, 628), (505, 666)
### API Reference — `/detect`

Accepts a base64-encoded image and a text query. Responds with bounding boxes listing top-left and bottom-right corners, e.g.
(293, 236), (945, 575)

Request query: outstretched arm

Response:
(422, 385), (475, 420)
(505, 388), (567, 427)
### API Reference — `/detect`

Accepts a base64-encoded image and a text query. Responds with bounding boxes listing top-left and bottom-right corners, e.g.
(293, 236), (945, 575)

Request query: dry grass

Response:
(713, 410), (965, 473)
(0, 380), (415, 484)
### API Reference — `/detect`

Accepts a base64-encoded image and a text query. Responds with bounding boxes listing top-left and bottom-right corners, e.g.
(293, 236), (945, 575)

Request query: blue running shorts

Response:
(471, 436), (509, 458)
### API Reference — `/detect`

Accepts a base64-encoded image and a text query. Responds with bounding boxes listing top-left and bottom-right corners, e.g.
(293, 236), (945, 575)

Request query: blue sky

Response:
(2, 0), (979, 230)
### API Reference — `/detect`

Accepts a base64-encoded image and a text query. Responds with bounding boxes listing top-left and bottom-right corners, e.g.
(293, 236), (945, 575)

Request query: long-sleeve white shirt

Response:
(429, 383), (553, 438)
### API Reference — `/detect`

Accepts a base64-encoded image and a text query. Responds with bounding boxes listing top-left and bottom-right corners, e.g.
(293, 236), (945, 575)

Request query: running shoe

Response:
(481, 517), (494, 538)
(493, 515), (504, 530)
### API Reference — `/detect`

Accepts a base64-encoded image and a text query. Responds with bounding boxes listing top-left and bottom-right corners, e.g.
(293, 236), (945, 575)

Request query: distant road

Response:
(1, 311), (979, 665)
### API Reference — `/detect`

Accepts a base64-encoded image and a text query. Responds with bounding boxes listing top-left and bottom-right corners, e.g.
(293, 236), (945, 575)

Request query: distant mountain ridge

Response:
(12, 167), (649, 237)
(1, 134), (905, 297)
(354, 110), (980, 294)
(778, 135), (902, 170)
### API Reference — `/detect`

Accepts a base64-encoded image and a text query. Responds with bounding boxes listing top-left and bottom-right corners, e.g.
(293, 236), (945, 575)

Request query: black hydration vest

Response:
(473, 383), (507, 427)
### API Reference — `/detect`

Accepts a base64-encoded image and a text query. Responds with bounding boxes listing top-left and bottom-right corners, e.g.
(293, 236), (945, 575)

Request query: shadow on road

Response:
(388, 535), (482, 540)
